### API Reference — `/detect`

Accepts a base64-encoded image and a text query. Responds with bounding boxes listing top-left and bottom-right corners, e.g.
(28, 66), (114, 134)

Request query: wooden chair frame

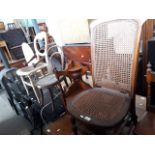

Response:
(146, 62), (155, 111)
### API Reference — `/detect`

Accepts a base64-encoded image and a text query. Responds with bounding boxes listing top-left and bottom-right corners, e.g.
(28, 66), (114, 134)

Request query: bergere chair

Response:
(67, 19), (142, 134)
(17, 32), (55, 103)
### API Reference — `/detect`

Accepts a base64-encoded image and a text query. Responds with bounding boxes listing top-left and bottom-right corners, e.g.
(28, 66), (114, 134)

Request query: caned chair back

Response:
(91, 19), (141, 95)
(50, 46), (65, 71)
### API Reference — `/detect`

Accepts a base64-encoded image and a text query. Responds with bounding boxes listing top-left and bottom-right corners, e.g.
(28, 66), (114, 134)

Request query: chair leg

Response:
(48, 87), (55, 111)
(86, 72), (89, 79)
(57, 83), (67, 107)
(20, 76), (29, 95)
(28, 75), (40, 104)
(71, 117), (78, 135)
(131, 113), (137, 125)
(63, 77), (69, 87)
(39, 88), (44, 106)
(129, 97), (137, 125)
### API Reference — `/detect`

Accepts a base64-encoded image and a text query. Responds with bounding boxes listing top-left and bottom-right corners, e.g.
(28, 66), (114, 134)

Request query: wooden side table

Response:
(65, 66), (91, 97)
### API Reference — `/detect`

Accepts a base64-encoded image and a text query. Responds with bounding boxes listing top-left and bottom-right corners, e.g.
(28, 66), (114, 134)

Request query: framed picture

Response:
(7, 23), (16, 30)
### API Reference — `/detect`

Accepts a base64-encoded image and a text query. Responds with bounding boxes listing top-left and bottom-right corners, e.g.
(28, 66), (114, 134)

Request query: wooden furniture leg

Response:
(65, 66), (91, 97)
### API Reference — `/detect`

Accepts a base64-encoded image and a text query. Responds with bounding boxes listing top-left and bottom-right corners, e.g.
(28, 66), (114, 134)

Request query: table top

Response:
(67, 87), (131, 127)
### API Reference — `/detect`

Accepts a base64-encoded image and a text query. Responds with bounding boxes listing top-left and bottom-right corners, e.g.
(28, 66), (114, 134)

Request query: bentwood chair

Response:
(67, 19), (142, 134)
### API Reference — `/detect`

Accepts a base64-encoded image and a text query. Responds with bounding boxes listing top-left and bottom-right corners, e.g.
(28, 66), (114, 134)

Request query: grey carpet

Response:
(0, 116), (32, 135)
(0, 90), (33, 135)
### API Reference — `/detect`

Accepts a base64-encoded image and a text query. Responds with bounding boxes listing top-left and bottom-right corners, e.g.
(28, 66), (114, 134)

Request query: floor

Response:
(0, 90), (16, 123)
(0, 90), (32, 135)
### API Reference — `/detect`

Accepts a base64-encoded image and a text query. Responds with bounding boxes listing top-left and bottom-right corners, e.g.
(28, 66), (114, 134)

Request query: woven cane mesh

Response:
(68, 88), (130, 127)
(91, 20), (139, 91)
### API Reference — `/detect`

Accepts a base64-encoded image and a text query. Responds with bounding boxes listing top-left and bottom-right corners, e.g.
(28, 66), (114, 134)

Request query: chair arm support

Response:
(25, 55), (37, 66)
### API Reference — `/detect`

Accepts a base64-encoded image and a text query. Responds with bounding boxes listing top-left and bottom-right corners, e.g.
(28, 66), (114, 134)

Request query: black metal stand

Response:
(0, 48), (19, 115)
(0, 48), (10, 69)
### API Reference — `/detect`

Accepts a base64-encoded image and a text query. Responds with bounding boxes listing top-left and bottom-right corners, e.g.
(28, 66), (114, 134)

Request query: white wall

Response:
(46, 19), (90, 46)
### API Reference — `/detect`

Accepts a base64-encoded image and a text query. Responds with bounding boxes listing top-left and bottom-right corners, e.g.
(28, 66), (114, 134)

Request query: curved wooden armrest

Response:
(81, 62), (92, 66)
(80, 62), (92, 74)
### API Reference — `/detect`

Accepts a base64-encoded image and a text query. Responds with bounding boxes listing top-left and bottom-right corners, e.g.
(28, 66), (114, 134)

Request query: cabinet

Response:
(63, 43), (92, 74)
(63, 43), (91, 63)
(0, 28), (28, 70)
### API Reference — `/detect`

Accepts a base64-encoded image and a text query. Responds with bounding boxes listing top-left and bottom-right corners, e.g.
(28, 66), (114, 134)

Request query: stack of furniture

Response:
(44, 19), (142, 135)
(0, 28), (28, 70)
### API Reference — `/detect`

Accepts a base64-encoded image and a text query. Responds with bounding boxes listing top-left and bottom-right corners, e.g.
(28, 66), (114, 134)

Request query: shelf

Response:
(0, 58), (26, 70)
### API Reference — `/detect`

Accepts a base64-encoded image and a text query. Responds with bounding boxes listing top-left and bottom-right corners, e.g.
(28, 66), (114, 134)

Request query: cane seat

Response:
(67, 88), (130, 127)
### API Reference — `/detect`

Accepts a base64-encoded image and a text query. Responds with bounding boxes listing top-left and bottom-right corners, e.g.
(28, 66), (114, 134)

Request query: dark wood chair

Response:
(67, 19), (142, 134)
(55, 59), (92, 97)
(145, 62), (155, 111)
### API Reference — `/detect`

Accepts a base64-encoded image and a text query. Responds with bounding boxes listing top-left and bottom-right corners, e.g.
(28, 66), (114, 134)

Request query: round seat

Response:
(67, 87), (131, 127)
(36, 74), (58, 89)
